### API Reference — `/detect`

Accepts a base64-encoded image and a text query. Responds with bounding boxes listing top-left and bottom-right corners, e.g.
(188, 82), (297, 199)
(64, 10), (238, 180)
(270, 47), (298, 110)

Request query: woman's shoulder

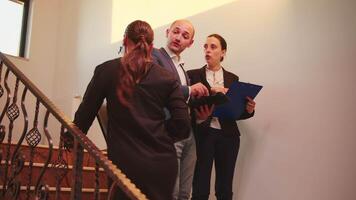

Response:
(90, 58), (120, 86)
(149, 63), (175, 79)
(223, 68), (239, 80)
(95, 58), (120, 73)
(187, 66), (205, 76)
(143, 63), (180, 89)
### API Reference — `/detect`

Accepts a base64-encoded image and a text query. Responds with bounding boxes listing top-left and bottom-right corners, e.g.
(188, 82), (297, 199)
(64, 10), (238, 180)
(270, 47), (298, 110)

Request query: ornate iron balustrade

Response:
(0, 52), (147, 200)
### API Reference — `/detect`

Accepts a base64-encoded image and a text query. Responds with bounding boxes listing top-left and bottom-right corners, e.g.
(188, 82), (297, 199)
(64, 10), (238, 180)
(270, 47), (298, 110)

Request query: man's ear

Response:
(166, 29), (170, 38)
(188, 39), (194, 48)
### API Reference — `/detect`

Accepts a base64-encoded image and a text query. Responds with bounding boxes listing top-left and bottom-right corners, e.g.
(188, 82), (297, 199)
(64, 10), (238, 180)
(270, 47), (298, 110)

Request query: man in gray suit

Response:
(152, 19), (209, 200)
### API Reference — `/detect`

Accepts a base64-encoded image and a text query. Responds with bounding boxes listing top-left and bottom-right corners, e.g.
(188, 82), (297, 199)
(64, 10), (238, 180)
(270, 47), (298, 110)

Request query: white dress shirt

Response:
(205, 67), (224, 130)
(164, 47), (187, 86)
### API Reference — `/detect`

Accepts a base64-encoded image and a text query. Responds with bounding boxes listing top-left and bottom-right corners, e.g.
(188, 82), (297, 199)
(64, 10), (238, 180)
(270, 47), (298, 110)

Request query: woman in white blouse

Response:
(187, 34), (256, 200)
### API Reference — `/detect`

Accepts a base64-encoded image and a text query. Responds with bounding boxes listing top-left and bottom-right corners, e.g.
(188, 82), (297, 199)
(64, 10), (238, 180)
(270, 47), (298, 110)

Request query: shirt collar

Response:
(164, 47), (184, 64)
(206, 66), (223, 74)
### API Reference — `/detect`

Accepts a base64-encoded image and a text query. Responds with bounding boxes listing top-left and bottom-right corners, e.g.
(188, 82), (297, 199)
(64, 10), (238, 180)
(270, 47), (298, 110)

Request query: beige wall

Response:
(5, 0), (356, 199)
(8, 0), (60, 98)
(6, 0), (61, 144)
(181, 1), (356, 200)
(6, 0), (107, 148)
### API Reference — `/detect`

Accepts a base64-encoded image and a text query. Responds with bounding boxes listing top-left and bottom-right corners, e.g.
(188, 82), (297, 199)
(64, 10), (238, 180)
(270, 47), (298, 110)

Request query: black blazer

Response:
(187, 66), (254, 136)
(73, 58), (191, 199)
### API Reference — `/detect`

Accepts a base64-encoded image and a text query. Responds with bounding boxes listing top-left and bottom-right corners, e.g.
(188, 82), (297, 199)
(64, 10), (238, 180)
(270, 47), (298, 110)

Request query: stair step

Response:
(0, 161), (108, 189)
(0, 143), (107, 168)
(0, 185), (108, 200)
(0, 160), (106, 171)
(0, 185), (108, 192)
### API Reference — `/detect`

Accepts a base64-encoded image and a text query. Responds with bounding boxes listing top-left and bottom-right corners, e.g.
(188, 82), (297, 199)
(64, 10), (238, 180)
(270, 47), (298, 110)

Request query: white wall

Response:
(5, 0), (62, 144)
(180, 1), (356, 200)
(6, 0), (108, 148)
(4, 0), (356, 199)
(68, 0), (356, 199)
(8, 0), (60, 98)
(50, 0), (118, 149)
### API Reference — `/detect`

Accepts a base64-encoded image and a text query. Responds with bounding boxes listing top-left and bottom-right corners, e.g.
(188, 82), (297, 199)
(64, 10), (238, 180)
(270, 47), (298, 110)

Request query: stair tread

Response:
(0, 185), (108, 192)
(1, 142), (107, 154)
(0, 160), (105, 171)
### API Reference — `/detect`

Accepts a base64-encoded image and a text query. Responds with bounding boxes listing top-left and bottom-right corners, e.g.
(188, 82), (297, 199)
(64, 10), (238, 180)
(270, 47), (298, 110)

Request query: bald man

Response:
(152, 20), (209, 200)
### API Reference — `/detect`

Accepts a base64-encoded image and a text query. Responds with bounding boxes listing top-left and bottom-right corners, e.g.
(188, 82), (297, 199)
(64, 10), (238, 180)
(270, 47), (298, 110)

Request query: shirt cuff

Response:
(187, 86), (191, 102)
(196, 119), (205, 124)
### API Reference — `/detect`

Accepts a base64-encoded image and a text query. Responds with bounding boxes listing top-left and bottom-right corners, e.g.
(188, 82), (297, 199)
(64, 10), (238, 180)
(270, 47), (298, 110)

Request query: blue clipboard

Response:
(213, 81), (262, 120)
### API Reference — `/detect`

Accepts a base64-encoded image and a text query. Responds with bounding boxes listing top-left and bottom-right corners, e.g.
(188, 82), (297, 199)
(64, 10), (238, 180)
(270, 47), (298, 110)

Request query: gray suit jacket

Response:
(152, 47), (190, 100)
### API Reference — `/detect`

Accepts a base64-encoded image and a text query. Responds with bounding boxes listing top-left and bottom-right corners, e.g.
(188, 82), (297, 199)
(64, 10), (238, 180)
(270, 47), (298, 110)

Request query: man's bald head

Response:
(166, 19), (195, 55)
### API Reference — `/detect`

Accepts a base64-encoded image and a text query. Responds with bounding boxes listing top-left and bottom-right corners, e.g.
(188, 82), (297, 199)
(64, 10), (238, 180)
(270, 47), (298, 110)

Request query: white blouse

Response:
(205, 67), (224, 130)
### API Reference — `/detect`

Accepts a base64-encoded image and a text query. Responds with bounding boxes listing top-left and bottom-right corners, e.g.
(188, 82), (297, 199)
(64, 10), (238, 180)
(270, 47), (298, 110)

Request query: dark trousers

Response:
(192, 127), (240, 200)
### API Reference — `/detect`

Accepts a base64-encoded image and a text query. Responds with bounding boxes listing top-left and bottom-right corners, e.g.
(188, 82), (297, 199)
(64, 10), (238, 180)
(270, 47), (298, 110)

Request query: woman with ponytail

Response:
(72, 20), (191, 199)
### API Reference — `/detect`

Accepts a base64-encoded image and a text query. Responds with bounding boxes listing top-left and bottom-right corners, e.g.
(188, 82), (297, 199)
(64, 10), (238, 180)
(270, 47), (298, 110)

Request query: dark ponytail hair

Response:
(117, 20), (154, 107)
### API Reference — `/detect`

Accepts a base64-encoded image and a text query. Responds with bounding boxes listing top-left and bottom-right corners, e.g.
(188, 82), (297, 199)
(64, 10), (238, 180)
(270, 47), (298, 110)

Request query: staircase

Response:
(0, 143), (108, 199)
(0, 52), (147, 200)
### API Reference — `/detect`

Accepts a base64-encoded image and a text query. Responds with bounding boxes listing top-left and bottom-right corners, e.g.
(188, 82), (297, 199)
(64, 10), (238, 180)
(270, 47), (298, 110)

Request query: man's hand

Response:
(190, 83), (209, 98)
(245, 96), (256, 114)
(195, 104), (215, 121)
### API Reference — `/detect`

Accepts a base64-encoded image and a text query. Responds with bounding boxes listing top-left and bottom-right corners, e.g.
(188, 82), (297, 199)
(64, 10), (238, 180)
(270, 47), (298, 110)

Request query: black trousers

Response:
(192, 127), (240, 200)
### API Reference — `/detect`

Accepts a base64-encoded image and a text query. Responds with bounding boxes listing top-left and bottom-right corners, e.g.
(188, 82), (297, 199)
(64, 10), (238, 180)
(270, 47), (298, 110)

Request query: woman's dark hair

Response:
(208, 34), (227, 61)
(117, 20), (154, 107)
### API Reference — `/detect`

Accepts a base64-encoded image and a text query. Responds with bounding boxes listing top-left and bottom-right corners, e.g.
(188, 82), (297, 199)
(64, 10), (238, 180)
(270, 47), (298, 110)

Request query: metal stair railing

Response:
(0, 52), (147, 200)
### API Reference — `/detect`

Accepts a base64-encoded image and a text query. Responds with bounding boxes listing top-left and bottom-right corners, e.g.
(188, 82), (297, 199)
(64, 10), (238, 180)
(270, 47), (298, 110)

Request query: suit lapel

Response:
(160, 47), (189, 85)
(223, 68), (235, 88)
(160, 48), (179, 73)
(201, 65), (211, 89)
(180, 64), (190, 86)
